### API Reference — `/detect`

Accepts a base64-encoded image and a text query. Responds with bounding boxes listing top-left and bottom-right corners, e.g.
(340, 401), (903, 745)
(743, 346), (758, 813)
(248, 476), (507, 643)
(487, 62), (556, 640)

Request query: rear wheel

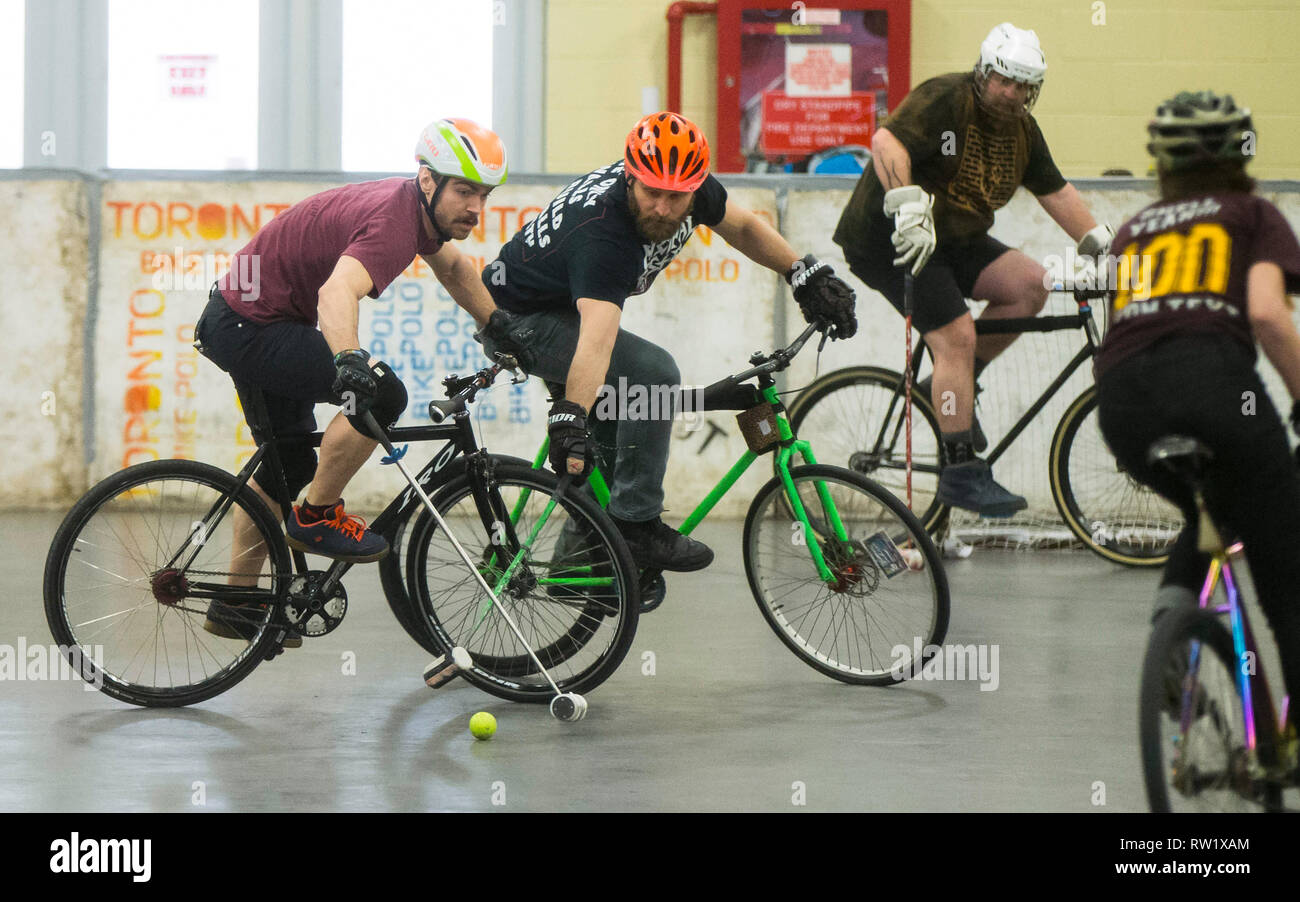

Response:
(1139, 604), (1283, 812)
(43, 459), (289, 707)
(785, 366), (946, 532)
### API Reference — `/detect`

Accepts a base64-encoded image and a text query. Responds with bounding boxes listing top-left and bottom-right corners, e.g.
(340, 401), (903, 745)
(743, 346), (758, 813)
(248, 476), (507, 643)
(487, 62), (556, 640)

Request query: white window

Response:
(107, 0), (259, 169)
(341, 0), (494, 173)
(0, 0), (23, 167)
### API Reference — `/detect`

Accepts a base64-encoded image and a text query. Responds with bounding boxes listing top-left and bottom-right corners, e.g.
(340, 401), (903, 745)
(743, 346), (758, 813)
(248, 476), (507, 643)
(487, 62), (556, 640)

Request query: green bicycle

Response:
(516, 321), (953, 685)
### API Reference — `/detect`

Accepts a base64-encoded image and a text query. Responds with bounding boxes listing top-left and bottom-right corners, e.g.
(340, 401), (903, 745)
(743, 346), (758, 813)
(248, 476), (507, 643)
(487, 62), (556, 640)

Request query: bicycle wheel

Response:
(43, 459), (290, 707)
(784, 366), (946, 532)
(1050, 386), (1182, 567)
(1139, 604), (1283, 812)
(378, 454), (533, 651)
(743, 464), (950, 685)
(406, 461), (640, 702)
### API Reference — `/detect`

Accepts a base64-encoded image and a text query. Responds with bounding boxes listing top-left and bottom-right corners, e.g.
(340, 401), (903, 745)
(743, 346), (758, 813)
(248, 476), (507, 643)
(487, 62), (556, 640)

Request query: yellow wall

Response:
(545, 0), (1300, 178)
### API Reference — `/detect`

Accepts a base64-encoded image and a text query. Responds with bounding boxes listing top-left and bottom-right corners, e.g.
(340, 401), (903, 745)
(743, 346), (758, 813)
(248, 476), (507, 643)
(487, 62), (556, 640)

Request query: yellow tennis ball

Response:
(469, 712), (497, 740)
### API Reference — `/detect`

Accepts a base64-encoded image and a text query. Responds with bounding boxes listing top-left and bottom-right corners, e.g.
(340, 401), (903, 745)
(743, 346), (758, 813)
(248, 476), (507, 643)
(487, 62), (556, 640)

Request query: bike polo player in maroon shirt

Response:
(194, 119), (507, 642)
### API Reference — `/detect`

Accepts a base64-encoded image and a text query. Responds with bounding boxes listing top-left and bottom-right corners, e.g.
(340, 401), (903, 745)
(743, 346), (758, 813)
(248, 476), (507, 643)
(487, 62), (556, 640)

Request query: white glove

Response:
(883, 186), (936, 277)
(1077, 224), (1113, 257)
(1075, 224), (1114, 292)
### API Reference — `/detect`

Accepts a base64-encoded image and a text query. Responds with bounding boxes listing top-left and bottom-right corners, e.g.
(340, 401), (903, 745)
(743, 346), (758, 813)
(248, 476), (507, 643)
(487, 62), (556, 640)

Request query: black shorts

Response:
(841, 212), (1011, 334)
(195, 286), (336, 436)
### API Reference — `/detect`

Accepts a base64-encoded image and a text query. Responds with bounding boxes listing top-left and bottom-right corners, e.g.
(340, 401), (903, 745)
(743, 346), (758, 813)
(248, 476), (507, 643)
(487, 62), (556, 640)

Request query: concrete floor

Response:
(7, 511), (1177, 812)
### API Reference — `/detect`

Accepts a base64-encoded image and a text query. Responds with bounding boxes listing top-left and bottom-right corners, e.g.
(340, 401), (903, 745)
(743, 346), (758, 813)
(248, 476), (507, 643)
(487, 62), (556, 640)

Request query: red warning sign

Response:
(760, 92), (875, 157)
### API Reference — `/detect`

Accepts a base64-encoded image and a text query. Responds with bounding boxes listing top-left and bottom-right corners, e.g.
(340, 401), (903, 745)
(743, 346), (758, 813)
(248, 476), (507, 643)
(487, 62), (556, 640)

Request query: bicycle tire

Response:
(406, 461), (640, 702)
(1050, 386), (1181, 567)
(784, 366), (947, 534)
(1139, 604), (1284, 812)
(378, 454), (532, 649)
(743, 464), (950, 685)
(43, 459), (290, 707)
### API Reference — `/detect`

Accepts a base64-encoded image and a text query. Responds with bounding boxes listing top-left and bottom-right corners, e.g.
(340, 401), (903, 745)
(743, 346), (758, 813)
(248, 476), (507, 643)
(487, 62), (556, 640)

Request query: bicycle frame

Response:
(526, 376), (855, 583)
(1194, 543), (1288, 758)
(164, 383), (597, 630)
(872, 294), (1103, 474)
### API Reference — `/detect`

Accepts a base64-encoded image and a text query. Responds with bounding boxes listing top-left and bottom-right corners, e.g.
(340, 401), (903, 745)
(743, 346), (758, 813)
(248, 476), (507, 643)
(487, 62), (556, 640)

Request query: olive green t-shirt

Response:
(834, 71), (1067, 250)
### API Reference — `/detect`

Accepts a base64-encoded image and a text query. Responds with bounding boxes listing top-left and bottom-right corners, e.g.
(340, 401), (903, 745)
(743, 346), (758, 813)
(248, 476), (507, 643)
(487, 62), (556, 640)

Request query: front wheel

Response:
(743, 464), (949, 685)
(406, 462), (640, 703)
(1050, 386), (1182, 567)
(43, 459), (291, 707)
(1139, 605), (1281, 812)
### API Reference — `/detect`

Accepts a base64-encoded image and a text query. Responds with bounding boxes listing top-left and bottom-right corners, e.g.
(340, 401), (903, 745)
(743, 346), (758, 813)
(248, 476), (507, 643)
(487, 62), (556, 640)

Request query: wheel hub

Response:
(150, 568), (190, 606)
(848, 451), (878, 473)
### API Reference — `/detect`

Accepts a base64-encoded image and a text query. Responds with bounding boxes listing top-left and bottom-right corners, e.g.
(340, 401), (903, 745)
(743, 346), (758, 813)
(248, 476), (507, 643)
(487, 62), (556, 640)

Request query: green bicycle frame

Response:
(529, 384), (850, 582)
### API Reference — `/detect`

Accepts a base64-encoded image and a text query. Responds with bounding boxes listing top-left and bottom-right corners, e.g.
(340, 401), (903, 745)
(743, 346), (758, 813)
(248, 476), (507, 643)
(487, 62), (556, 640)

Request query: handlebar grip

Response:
(427, 399), (463, 424)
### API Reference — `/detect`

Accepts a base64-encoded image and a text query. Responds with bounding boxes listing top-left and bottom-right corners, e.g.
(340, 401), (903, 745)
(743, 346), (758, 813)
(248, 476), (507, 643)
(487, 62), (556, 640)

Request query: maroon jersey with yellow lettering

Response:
(1094, 192), (1300, 377)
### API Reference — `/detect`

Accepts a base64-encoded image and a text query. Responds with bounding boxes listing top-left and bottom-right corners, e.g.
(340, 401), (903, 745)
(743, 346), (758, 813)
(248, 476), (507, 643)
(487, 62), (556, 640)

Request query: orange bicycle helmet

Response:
(624, 112), (710, 192)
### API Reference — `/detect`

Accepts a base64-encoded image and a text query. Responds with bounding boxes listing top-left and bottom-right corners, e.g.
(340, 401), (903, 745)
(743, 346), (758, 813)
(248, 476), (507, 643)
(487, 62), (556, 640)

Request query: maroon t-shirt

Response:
(218, 177), (443, 324)
(1095, 192), (1300, 377)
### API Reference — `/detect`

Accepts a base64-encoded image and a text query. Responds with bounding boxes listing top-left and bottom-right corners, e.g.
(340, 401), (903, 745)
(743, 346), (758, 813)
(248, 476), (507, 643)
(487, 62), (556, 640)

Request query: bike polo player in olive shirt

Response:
(834, 23), (1113, 517)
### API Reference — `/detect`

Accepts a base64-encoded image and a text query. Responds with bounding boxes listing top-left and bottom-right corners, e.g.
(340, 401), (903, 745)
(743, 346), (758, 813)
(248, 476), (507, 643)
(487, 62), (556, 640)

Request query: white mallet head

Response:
(550, 692), (588, 722)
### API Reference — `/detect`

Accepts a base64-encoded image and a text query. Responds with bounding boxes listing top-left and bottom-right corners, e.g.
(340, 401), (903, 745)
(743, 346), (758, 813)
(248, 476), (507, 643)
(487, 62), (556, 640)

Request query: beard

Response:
(628, 189), (693, 243)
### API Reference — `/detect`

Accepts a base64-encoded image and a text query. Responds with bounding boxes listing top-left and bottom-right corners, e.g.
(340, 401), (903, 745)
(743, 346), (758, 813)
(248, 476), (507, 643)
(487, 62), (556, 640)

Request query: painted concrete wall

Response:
(5, 172), (1300, 522)
(0, 178), (89, 506)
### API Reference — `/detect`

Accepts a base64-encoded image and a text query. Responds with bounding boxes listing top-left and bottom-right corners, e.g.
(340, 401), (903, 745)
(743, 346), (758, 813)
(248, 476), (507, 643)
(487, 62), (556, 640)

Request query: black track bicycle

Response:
(43, 360), (640, 707)
(783, 286), (1182, 566)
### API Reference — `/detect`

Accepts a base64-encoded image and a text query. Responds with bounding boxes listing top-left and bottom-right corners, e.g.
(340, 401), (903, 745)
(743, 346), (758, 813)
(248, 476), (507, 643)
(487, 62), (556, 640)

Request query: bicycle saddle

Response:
(1146, 435), (1213, 475)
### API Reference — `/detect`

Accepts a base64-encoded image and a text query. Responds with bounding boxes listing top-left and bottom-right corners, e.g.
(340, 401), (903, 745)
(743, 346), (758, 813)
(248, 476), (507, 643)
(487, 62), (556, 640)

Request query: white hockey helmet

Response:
(974, 23), (1046, 115)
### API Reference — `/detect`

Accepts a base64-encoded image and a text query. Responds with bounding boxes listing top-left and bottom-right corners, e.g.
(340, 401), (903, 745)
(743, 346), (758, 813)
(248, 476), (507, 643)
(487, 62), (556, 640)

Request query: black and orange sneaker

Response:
(285, 499), (389, 563)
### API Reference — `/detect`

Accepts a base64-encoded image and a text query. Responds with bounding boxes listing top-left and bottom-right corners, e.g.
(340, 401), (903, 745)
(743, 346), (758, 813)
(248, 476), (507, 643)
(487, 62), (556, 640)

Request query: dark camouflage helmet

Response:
(1147, 91), (1254, 173)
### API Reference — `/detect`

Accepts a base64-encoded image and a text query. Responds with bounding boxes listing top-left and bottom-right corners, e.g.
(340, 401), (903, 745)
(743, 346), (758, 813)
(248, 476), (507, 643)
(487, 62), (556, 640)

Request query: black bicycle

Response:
(43, 360), (640, 707)
(784, 286), (1182, 566)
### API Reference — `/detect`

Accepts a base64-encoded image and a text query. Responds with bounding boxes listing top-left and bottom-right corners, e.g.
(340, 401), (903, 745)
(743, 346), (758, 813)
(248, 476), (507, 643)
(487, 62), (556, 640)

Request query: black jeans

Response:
(1097, 333), (1300, 716)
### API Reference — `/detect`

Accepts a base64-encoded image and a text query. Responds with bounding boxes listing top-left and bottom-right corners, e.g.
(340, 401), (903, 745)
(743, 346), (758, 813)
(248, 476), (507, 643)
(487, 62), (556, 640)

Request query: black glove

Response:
(474, 308), (526, 359)
(786, 254), (858, 339)
(547, 399), (593, 478)
(332, 349), (378, 416)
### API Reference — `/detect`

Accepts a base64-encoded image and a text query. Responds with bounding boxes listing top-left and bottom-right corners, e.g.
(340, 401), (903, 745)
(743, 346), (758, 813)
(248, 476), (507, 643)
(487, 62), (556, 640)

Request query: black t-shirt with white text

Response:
(484, 161), (729, 312)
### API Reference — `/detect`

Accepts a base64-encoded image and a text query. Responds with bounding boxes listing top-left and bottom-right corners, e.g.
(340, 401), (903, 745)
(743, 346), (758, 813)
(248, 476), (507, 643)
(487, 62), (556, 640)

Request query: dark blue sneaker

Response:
(915, 375), (987, 453)
(937, 460), (1026, 518)
(203, 599), (302, 648)
(286, 499), (389, 563)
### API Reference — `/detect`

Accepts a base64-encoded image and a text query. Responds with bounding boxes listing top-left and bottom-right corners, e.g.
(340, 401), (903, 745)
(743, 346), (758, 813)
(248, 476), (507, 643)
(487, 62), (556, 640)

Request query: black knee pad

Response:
(346, 360), (408, 439)
(253, 438), (318, 505)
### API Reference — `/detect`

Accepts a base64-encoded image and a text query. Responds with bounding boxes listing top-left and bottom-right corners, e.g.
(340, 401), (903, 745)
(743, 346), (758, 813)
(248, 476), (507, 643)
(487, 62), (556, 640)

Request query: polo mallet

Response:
(363, 411), (588, 722)
(903, 270), (915, 511)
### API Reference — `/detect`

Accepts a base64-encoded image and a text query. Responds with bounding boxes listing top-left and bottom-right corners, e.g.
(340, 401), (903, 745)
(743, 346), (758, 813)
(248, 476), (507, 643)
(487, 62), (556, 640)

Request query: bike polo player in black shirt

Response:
(477, 111), (857, 572)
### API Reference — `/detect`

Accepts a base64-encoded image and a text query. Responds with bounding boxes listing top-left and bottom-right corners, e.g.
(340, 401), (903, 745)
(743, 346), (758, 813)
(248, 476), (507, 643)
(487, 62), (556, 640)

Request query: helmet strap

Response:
(419, 170), (454, 242)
